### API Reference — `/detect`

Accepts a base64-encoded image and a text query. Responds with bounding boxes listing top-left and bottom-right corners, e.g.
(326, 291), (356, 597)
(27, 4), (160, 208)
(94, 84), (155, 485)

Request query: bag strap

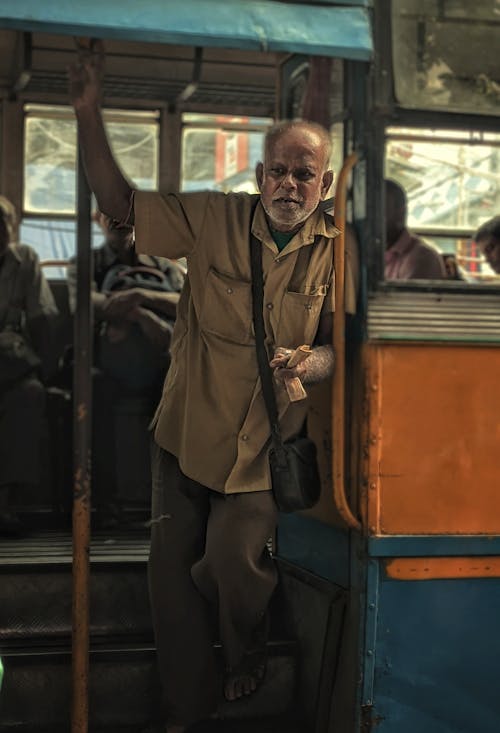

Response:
(250, 231), (287, 462)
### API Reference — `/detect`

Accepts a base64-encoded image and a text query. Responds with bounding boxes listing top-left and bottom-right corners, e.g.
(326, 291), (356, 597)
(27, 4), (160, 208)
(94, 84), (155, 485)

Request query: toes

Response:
(224, 673), (258, 700)
(224, 679), (236, 701)
(242, 675), (254, 696)
(224, 676), (243, 701)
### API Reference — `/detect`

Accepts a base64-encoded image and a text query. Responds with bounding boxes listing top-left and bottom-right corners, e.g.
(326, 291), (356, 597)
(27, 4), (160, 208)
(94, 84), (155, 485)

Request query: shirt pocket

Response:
(200, 267), (253, 345)
(278, 288), (326, 346)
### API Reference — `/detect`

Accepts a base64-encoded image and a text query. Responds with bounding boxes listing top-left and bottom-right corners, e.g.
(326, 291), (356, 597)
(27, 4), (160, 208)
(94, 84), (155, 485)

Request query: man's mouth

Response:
(273, 197), (301, 205)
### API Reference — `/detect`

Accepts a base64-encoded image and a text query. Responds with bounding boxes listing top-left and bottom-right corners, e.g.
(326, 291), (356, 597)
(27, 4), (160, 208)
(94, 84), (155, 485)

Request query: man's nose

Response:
(280, 172), (297, 190)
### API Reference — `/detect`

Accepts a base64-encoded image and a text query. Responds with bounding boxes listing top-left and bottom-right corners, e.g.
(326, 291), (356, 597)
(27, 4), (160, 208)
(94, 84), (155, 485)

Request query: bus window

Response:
(181, 113), (271, 193)
(180, 113), (343, 198)
(392, 0), (500, 117)
(22, 104), (159, 270)
(385, 126), (500, 282)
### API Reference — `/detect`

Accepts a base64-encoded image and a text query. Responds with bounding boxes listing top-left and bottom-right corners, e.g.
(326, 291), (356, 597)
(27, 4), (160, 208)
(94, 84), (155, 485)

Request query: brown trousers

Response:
(148, 443), (278, 726)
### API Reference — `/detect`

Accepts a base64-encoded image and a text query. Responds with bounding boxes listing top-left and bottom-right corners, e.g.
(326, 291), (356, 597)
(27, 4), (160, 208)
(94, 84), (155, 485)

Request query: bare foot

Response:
(224, 649), (267, 701)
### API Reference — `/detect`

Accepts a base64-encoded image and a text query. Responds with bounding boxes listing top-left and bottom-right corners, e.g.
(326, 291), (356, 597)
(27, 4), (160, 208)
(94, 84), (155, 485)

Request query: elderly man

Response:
(70, 41), (358, 733)
(475, 216), (500, 274)
(0, 196), (58, 535)
(385, 179), (446, 280)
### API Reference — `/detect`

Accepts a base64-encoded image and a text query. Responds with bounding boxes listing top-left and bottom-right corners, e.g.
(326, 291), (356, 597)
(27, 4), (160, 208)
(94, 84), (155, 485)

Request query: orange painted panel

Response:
(368, 344), (500, 534)
(385, 557), (500, 580)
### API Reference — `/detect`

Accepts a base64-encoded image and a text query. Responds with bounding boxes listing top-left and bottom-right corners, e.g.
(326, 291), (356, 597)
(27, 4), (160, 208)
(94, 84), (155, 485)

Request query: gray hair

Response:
(263, 120), (332, 172)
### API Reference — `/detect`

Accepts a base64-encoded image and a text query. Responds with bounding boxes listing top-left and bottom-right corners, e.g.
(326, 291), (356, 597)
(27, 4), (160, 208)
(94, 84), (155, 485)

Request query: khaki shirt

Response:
(135, 191), (358, 494)
(0, 243), (57, 332)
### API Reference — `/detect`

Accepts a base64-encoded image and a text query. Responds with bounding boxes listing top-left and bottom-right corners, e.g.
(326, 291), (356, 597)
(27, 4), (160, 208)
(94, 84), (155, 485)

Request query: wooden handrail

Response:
(40, 259), (69, 269)
(332, 152), (361, 531)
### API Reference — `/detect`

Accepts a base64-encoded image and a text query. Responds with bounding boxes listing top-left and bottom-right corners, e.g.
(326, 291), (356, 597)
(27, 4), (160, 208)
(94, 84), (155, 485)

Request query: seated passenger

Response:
(67, 212), (184, 527)
(384, 179), (447, 280)
(474, 216), (500, 275)
(0, 196), (58, 535)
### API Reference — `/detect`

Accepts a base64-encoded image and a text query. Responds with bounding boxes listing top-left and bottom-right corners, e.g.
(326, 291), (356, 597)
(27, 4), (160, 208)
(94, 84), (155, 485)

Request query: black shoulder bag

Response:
(250, 232), (321, 512)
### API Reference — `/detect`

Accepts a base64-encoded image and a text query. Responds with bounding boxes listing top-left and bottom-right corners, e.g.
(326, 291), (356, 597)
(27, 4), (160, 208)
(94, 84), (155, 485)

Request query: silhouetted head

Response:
(385, 179), (407, 249)
(0, 196), (16, 261)
(475, 216), (500, 274)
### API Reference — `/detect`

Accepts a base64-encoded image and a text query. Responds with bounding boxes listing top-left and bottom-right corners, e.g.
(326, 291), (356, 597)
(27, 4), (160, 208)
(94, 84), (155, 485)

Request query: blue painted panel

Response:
(372, 575), (500, 732)
(0, 1), (373, 60)
(277, 513), (349, 586)
(369, 535), (500, 558)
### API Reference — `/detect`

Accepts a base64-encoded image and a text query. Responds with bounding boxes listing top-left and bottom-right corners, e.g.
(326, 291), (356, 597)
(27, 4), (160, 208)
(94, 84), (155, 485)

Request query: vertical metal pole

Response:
(332, 153), (361, 531)
(72, 140), (92, 733)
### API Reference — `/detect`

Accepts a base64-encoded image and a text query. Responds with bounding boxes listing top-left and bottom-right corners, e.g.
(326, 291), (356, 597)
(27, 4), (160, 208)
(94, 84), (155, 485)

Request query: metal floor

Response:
(0, 528), (151, 566)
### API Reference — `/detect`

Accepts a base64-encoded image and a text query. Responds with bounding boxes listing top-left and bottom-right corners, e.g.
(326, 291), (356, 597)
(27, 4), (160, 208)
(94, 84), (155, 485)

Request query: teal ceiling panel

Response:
(0, 0), (373, 60)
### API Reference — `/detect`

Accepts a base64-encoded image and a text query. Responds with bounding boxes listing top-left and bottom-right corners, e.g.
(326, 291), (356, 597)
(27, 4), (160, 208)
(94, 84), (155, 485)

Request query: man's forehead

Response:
(266, 131), (325, 163)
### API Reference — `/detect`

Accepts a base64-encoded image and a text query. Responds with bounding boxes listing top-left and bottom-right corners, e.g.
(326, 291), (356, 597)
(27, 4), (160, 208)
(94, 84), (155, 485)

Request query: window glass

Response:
(385, 127), (500, 281)
(22, 105), (159, 269)
(106, 114), (159, 191)
(181, 114), (271, 193)
(392, 0), (500, 116)
(24, 112), (76, 215)
(23, 105), (159, 215)
(21, 218), (102, 279)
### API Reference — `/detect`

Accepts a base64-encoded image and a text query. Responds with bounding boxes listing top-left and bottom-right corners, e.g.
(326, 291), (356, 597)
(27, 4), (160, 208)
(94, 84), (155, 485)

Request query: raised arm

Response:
(69, 40), (132, 222)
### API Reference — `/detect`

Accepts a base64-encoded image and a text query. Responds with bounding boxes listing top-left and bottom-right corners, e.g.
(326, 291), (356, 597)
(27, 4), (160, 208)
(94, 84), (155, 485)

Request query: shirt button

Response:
(226, 287), (233, 295)
(276, 258), (281, 263)
(305, 303), (312, 310)
(241, 434), (249, 441)
(266, 303), (273, 310)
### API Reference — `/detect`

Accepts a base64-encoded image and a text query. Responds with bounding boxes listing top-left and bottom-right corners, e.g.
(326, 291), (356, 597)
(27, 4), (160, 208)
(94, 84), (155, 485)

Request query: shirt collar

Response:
(251, 200), (341, 258)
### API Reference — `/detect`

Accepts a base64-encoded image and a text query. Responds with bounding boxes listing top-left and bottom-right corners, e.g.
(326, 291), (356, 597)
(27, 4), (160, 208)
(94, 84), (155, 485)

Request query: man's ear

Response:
(321, 170), (334, 198)
(255, 162), (264, 191)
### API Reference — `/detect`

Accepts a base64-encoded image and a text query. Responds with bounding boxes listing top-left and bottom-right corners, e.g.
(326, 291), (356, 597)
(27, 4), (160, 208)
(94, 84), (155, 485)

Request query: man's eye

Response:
(296, 171), (314, 181)
(270, 167), (285, 176)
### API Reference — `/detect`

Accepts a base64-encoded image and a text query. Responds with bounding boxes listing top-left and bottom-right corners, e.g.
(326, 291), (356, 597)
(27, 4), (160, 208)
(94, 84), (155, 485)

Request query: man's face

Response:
(255, 128), (333, 233)
(478, 235), (500, 274)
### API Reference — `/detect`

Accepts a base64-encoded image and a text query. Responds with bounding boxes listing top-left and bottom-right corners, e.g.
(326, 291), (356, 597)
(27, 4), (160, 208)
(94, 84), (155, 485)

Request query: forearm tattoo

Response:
(302, 344), (335, 385)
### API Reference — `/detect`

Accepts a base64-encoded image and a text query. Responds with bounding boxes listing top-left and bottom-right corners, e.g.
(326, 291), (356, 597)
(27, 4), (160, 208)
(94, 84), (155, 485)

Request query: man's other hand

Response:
(270, 346), (307, 384)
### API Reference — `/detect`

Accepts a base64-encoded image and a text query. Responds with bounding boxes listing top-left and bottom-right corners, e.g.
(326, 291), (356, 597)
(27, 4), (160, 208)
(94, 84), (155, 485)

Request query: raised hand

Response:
(68, 38), (104, 111)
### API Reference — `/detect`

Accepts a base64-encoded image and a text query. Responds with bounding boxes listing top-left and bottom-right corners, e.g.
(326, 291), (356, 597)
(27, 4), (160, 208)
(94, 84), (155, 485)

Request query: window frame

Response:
(22, 103), (161, 220)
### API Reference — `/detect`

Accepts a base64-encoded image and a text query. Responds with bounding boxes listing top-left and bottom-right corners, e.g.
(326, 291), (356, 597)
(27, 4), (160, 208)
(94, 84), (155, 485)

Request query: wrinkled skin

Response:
(255, 126), (332, 233)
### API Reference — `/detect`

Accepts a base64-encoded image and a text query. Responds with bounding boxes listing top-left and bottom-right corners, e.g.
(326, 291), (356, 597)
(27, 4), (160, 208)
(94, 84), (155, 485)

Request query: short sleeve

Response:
(134, 191), (212, 260)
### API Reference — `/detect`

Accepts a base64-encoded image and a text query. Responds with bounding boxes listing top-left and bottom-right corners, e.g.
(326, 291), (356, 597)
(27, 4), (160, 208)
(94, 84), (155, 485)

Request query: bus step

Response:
(0, 641), (297, 730)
